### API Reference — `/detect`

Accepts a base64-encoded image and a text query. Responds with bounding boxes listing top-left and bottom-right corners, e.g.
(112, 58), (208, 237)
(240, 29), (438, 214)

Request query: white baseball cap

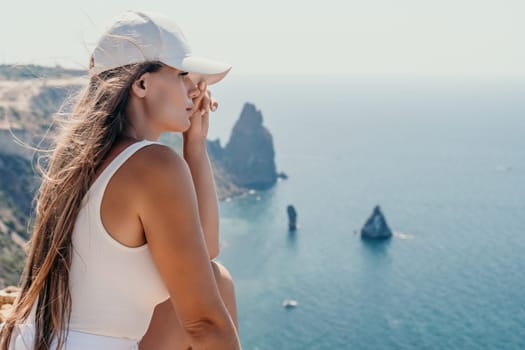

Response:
(88, 10), (232, 85)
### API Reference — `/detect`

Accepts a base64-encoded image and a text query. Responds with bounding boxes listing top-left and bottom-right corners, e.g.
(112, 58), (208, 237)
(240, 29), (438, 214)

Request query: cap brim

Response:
(164, 55), (232, 86)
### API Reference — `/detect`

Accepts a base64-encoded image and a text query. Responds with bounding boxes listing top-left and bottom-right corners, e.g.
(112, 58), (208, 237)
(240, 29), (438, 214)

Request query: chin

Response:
(163, 117), (191, 133)
(169, 125), (190, 133)
(180, 119), (192, 132)
(179, 126), (190, 133)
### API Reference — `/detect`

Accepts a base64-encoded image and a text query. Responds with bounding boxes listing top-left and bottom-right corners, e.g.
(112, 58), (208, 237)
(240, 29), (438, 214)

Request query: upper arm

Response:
(134, 144), (229, 327)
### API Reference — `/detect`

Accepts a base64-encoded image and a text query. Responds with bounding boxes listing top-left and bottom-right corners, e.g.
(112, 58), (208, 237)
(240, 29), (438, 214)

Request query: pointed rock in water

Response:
(287, 205), (297, 231)
(277, 171), (288, 180)
(222, 103), (277, 190)
(360, 205), (393, 239)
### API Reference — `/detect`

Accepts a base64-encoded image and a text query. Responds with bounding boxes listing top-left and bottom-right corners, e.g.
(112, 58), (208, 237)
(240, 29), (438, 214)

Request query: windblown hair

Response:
(0, 60), (164, 350)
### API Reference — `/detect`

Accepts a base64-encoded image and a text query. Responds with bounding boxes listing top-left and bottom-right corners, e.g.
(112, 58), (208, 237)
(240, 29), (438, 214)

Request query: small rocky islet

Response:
(360, 205), (393, 240)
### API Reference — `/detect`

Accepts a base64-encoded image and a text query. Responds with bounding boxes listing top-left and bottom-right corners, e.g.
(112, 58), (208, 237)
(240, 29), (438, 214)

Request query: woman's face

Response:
(138, 65), (199, 133)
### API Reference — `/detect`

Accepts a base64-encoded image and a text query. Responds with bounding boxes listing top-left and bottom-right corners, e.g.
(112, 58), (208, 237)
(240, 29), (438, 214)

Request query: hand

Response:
(182, 80), (220, 149)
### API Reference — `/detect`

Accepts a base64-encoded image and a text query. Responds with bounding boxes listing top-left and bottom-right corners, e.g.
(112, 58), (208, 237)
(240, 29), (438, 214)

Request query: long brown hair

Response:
(0, 60), (164, 350)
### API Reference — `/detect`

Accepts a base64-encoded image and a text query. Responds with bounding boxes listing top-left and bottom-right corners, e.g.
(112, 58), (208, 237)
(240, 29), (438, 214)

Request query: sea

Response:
(203, 74), (525, 350)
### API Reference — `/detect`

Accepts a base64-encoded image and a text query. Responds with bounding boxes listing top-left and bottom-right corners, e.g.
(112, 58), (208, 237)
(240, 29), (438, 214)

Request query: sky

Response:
(0, 0), (523, 77)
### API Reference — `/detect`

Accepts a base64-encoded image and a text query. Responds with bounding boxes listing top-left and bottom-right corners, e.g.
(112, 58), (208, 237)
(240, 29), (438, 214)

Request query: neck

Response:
(119, 128), (160, 142)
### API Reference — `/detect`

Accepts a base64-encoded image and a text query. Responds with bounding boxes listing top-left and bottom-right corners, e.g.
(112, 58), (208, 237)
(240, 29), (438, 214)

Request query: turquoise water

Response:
(209, 75), (525, 349)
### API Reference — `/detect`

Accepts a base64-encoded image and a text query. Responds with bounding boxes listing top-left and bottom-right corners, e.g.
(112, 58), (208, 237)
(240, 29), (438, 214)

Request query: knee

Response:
(210, 261), (235, 290)
(209, 261), (239, 329)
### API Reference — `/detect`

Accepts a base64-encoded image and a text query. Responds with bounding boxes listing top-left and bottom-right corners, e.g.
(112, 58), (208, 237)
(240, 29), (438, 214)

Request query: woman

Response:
(0, 10), (241, 350)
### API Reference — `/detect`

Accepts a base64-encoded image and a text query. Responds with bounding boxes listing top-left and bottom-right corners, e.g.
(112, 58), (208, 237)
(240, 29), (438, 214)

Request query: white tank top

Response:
(65, 139), (170, 340)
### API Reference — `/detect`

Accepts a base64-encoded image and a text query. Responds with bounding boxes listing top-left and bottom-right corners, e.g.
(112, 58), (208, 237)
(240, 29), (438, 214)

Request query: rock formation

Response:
(222, 103), (277, 190)
(277, 172), (288, 180)
(287, 205), (297, 231)
(360, 205), (393, 239)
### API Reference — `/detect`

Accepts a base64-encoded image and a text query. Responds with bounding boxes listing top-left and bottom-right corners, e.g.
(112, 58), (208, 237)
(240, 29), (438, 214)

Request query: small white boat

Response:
(282, 299), (299, 308)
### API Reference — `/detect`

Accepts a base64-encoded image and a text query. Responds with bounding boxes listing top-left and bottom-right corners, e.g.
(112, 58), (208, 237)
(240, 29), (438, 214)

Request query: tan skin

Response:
(91, 65), (241, 349)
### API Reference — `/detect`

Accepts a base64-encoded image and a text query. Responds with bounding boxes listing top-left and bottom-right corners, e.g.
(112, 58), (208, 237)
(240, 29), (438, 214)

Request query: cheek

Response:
(152, 84), (186, 118)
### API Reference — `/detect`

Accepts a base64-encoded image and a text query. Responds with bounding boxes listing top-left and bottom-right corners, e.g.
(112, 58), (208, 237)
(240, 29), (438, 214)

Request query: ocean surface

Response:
(203, 74), (525, 349)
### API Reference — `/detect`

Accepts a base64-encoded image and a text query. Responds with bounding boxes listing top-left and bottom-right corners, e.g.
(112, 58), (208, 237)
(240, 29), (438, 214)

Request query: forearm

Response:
(183, 142), (220, 259)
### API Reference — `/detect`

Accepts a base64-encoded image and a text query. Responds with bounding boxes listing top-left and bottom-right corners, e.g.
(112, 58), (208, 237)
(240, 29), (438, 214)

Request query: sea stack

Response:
(287, 205), (297, 231)
(222, 103), (277, 190)
(360, 205), (393, 239)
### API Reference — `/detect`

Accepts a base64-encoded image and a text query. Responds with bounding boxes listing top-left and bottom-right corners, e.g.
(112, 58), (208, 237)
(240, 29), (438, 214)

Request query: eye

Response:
(178, 71), (189, 77)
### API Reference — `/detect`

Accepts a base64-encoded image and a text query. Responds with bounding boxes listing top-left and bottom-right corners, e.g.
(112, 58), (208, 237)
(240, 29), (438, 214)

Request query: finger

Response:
(201, 108), (209, 127)
(191, 91), (206, 114)
(204, 89), (219, 112)
(199, 81), (207, 93)
(205, 90), (216, 111)
(210, 97), (219, 112)
(200, 90), (211, 113)
(205, 90), (214, 110)
(193, 81), (209, 109)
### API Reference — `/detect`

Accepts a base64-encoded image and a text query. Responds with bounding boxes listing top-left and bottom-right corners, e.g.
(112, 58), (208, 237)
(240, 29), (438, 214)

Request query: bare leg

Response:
(138, 261), (238, 350)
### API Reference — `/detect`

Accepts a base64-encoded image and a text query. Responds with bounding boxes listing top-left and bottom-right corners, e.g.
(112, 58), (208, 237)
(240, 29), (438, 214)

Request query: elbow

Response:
(209, 244), (220, 260)
(183, 317), (217, 339)
(183, 316), (240, 349)
(208, 231), (220, 260)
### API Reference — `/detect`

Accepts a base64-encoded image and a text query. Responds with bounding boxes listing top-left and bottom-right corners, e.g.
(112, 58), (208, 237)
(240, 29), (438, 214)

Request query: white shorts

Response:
(2, 321), (140, 350)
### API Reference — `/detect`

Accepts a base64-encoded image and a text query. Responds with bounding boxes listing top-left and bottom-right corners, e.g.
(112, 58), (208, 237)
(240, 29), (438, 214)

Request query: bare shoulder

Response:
(127, 143), (189, 184)
(132, 143), (186, 171)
